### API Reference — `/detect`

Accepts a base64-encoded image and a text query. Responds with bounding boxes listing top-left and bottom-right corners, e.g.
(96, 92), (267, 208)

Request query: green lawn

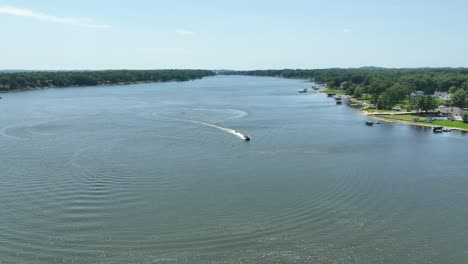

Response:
(349, 96), (372, 105)
(321, 88), (347, 95)
(395, 99), (410, 110)
(432, 120), (468, 130)
(359, 96), (373, 104)
(378, 114), (422, 121)
(377, 114), (468, 130)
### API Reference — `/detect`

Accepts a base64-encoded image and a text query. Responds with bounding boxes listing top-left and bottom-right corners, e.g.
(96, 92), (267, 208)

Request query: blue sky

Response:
(1, 0), (467, 70)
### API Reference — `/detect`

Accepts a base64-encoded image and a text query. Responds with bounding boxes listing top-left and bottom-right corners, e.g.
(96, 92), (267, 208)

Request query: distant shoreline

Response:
(1, 79), (198, 94)
(0, 70), (215, 93)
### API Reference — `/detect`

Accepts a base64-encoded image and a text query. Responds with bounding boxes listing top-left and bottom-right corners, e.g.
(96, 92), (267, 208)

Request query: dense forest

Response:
(222, 68), (468, 110)
(0, 70), (215, 92)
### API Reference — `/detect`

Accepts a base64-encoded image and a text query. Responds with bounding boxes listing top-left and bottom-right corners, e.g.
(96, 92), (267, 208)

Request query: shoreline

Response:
(364, 112), (468, 132)
(0, 78), (207, 94)
(317, 90), (468, 132)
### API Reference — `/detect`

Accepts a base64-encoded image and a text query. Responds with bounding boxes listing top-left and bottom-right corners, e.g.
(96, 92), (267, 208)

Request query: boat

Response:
(233, 130), (251, 141)
(334, 96), (343, 104)
(298, 88), (307, 93)
(313, 87), (320, 90)
(365, 121), (374, 126)
(327, 93), (336, 97)
(433, 126), (443, 133)
(442, 128), (451, 132)
(349, 102), (364, 108)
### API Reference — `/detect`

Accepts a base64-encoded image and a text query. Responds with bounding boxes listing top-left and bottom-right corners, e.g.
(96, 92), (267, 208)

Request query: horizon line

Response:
(2, 66), (468, 73)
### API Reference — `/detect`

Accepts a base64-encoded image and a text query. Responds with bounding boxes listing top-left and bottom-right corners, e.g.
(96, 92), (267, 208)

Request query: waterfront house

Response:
(433, 91), (451, 102)
(410, 91), (425, 98)
(438, 106), (467, 117)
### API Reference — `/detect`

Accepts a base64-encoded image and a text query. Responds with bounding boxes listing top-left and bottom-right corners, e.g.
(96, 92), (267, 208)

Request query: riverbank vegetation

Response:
(321, 88), (347, 95)
(222, 68), (468, 110)
(376, 114), (468, 130)
(0, 70), (215, 92)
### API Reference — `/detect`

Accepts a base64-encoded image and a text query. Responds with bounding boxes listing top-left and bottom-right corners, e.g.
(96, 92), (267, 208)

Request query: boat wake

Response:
(151, 109), (251, 141)
(199, 122), (250, 141)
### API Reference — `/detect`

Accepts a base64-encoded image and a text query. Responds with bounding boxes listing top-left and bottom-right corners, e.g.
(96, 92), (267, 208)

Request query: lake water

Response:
(0, 76), (467, 263)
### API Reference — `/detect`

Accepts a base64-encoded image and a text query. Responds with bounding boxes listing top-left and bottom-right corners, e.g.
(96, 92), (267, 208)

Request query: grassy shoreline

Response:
(318, 90), (468, 132)
(321, 88), (347, 95)
(366, 113), (468, 132)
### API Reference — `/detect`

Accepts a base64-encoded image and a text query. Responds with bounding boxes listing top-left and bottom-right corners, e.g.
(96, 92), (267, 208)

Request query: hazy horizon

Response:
(3, 66), (468, 72)
(1, 0), (468, 70)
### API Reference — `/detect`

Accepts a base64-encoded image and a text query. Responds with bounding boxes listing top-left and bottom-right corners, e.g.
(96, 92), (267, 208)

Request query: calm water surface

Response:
(0, 76), (467, 263)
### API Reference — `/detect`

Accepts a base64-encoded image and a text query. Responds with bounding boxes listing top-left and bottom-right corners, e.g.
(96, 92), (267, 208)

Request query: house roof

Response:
(411, 91), (425, 96)
(433, 91), (451, 98)
(438, 106), (467, 116)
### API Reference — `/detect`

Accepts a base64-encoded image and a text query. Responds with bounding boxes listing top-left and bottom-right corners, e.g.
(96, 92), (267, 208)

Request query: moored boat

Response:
(334, 96), (343, 104)
(365, 121), (374, 126)
(433, 126), (443, 133)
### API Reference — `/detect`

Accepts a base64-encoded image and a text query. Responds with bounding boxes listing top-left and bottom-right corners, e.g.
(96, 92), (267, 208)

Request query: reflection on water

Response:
(0, 76), (467, 263)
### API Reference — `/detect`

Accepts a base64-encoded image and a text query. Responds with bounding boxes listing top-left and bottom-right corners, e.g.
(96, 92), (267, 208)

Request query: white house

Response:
(433, 91), (451, 102)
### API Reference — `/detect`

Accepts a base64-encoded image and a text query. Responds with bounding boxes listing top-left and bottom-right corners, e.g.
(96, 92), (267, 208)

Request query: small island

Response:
(222, 68), (468, 131)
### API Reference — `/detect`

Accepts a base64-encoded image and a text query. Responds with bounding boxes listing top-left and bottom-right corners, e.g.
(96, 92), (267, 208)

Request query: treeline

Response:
(0, 70), (215, 92)
(222, 68), (468, 109)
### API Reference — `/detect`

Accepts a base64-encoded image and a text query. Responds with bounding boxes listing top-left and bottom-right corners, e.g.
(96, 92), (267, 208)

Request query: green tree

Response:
(427, 96), (439, 112)
(14, 76), (27, 88)
(369, 79), (387, 96)
(463, 113), (468, 123)
(377, 95), (391, 110)
(344, 84), (354, 95)
(461, 82), (468, 91)
(0, 76), (8, 90)
(341, 81), (353, 90)
(353, 86), (363, 99)
(0, 70), (215, 91)
(417, 96), (438, 113)
(407, 99), (416, 112)
(382, 83), (409, 107)
(448, 86), (458, 94)
(450, 89), (467, 108)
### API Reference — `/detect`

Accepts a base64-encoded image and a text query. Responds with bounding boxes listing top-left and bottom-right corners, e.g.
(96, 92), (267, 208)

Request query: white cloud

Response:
(343, 28), (352, 33)
(175, 29), (195, 36)
(0, 5), (111, 29)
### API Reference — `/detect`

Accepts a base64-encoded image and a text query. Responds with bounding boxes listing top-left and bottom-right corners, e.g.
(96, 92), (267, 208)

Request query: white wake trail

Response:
(151, 111), (250, 140)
